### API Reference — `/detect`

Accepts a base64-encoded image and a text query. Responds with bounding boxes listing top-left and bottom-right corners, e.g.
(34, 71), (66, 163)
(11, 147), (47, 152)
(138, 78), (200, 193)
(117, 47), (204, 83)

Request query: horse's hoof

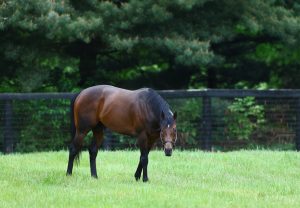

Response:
(134, 175), (141, 181)
(91, 175), (98, 179)
(66, 172), (72, 176)
(134, 172), (141, 181)
(142, 177), (149, 182)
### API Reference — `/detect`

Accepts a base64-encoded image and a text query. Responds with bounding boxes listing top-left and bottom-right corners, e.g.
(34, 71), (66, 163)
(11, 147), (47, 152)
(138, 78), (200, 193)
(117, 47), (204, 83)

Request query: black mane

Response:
(140, 88), (174, 127)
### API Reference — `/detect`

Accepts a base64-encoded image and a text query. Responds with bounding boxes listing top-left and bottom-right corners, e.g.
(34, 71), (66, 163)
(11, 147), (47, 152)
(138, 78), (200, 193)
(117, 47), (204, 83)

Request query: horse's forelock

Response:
(161, 114), (175, 128)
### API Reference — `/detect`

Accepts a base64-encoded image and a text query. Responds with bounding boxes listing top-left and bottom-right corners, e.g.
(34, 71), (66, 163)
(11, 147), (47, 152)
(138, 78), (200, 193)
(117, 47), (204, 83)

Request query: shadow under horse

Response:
(66, 85), (177, 182)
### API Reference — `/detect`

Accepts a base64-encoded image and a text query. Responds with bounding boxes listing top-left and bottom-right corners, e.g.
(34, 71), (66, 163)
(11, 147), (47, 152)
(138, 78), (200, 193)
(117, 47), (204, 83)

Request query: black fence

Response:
(1, 89), (300, 153)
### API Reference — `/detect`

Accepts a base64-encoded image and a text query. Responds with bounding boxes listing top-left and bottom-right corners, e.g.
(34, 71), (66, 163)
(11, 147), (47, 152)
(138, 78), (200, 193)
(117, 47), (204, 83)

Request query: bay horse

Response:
(66, 85), (177, 182)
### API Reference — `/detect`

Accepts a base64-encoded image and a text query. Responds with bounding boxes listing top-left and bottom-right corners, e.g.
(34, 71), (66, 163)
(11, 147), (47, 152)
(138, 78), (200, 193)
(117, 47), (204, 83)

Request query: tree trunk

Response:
(78, 43), (97, 87)
(207, 68), (216, 88)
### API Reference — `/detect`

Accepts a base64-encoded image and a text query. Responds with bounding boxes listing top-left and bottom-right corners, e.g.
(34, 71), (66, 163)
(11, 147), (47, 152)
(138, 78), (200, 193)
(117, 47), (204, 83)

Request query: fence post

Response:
(4, 100), (14, 153)
(202, 96), (212, 151)
(296, 98), (300, 151)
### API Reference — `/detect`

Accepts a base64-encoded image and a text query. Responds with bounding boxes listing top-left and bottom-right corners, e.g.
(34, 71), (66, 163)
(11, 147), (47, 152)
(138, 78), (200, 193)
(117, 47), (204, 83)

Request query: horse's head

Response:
(160, 111), (177, 156)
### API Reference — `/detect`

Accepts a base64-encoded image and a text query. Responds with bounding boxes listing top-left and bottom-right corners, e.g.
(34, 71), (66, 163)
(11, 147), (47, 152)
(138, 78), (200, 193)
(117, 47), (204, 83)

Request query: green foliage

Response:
(167, 98), (202, 147)
(12, 100), (70, 152)
(1, 1), (300, 152)
(253, 43), (281, 65)
(224, 97), (265, 140)
(2, 0), (300, 90)
(113, 63), (168, 82)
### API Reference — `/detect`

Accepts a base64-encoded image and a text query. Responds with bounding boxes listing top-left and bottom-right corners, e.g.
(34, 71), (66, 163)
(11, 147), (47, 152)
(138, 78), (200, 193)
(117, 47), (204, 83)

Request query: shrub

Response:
(224, 97), (266, 140)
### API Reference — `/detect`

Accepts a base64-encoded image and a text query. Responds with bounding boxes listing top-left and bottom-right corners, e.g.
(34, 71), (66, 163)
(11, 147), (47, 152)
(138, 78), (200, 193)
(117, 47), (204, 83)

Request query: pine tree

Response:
(0, 0), (299, 91)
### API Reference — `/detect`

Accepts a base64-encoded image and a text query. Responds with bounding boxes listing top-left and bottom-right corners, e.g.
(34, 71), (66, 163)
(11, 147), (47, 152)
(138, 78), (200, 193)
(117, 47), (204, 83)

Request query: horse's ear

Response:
(161, 111), (165, 120)
(173, 111), (177, 120)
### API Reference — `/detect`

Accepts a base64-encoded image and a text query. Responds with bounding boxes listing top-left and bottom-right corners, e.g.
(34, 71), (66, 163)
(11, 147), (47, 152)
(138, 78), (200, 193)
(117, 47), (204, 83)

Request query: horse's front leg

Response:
(141, 150), (149, 182)
(134, 159), (142, 181)
(135, 149), (149, 182)
(135, 131), (156, 182)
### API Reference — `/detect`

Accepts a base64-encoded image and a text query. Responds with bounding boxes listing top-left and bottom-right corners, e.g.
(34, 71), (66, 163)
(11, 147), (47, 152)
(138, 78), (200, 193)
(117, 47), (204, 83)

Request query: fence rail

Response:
(1, 89), (300, 153)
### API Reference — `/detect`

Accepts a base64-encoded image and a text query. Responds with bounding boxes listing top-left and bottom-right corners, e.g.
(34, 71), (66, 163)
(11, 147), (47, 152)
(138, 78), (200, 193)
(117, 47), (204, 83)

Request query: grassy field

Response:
(0, 150), (300, 208)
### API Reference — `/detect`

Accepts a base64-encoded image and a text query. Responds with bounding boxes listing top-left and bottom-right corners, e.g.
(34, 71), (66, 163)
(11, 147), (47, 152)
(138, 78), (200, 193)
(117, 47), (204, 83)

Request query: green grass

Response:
(0, 150), (300, 208)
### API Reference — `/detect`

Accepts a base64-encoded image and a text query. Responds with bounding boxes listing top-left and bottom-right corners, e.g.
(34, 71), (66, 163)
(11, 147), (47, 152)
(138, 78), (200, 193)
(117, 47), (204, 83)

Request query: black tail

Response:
(70, 93), (78, 142)
(70, 92), (81, 164)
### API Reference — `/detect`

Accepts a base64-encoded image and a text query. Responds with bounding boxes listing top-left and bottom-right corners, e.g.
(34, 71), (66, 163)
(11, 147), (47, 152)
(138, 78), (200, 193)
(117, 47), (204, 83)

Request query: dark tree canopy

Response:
(0, 0), (300, 92)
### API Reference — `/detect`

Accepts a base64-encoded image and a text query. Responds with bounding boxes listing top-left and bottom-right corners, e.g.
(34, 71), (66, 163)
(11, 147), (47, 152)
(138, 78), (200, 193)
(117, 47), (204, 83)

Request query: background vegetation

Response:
(1, 0), (300, 92)
(1, 0), (300, 151)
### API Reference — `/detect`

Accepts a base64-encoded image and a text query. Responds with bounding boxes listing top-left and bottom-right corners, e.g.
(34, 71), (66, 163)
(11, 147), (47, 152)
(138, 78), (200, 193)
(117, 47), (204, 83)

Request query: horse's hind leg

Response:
(66, 131), (86, 176)
(89, 124), (104, 178)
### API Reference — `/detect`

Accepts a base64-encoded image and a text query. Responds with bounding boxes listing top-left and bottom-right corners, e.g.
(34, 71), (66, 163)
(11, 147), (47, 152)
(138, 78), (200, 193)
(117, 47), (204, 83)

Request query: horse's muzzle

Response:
(164, 148), (172, 156)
